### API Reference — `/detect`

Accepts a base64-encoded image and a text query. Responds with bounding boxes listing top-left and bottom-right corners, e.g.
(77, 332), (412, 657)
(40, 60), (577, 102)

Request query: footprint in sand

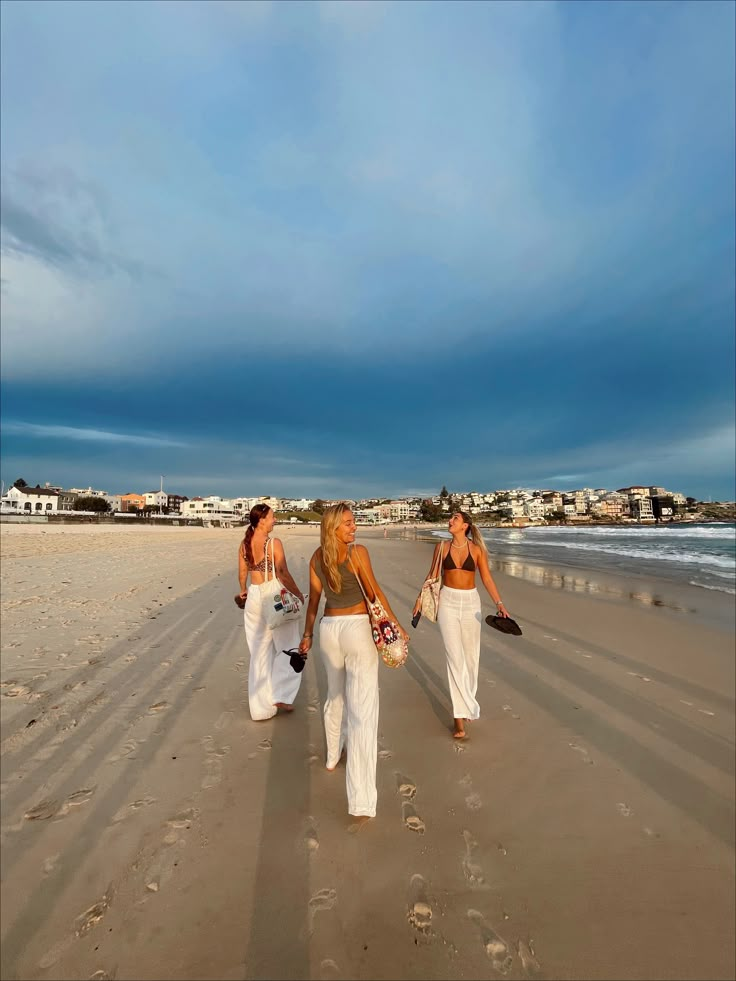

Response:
(543, 635), (558, 642)
(88, 970), (117, 980)
(454, 742), (466, 754)
(108, 739), (141, 764)
(58, 787), (96, 816)
(467, 909), (513, 974)
(112, 797), (157, 824)
(461, 830), (489, 889)
(166, 808), (198, 830)
(148, 701), (169, 714)
(258, 738), (272, 751)
(616, 802), (633, 818)
(502, 705), (520, 720)
(306, 888), (337, 936)
(302, 815), (320, 853)
(42, 854), (60, 876)
(215, 711), (233, 731)
(75, 888), (114, 936)
(575, 650), (593, 658)
(627, 671), (652, 683)
(320, 959), (340, 980)
(569, 741), (594, 765)
(201, 737), (230, 789)
(517, 939), (541, 977)
(25, 799), (61, 821)
(402, 802), (425, 834)
(396, 773), (417, 800)
(698, 708), (716, 717)
(407, 874), (434, 939)
(4, 685), (31, 698)
(378, 749), (393, 760)
(459, 775), (482, 811)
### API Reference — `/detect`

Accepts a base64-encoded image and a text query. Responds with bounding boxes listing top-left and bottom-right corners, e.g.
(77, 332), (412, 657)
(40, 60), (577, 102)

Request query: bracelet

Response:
(302, 633), (313, 639)
(495, 600), (504, 607)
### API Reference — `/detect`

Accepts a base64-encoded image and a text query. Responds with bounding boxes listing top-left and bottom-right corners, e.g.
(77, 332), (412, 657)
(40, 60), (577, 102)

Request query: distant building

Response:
(181, 496), (236, 518)
(630, 497), (655, 521)
(4, 484), (59, 512)
(58, 490), (78, 511)
(167, 494), (188, 513)
(120, 493), (146, 512)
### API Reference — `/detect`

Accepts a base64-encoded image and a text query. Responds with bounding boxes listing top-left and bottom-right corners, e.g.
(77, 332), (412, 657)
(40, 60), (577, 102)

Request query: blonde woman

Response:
(299, 504), (408, 822)
(237, 504), (305, 721)
(413, 510), (509, 739)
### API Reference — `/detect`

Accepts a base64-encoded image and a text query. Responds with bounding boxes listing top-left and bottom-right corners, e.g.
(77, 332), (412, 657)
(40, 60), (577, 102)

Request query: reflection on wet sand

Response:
(489, 557), (691, 612)
(405, 529), (691, 613)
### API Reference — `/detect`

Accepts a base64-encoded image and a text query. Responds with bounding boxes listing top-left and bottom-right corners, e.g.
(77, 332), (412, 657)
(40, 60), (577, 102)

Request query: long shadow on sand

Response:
(244, 678), (311, 979)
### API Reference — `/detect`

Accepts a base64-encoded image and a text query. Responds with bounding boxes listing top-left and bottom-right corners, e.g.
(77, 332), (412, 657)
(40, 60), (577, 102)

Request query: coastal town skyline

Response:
(3, 476), (732, 523)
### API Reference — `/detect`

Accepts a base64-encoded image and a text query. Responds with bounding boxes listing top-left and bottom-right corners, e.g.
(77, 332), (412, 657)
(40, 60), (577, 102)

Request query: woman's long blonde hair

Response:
(320, 502), (352, 593)
(458, 510), (488, 557)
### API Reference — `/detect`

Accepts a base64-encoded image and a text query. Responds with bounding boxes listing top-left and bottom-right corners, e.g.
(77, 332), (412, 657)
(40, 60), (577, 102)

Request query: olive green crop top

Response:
(315, 547), (366, 609)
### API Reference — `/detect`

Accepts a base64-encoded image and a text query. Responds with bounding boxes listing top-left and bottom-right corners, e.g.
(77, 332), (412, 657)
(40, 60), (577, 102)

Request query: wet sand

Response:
(1, 523), (734, 980)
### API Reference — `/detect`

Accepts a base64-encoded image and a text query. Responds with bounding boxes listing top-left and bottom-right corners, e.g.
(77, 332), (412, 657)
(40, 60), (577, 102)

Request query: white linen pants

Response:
(319, 614), (379, 817)
(243, 581), (302, 721)
(437, 586), (482, 721)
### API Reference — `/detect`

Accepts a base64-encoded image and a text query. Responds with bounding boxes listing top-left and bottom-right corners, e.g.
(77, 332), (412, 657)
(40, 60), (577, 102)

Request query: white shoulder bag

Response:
(262, 539), (303, 629)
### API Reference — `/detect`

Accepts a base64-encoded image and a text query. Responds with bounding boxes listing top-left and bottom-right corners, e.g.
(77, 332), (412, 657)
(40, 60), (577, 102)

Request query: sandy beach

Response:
(1, 522), (734, 981)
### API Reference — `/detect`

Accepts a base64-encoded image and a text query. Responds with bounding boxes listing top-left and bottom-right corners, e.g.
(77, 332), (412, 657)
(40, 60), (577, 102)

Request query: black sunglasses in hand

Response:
(282, 648), (308, 673)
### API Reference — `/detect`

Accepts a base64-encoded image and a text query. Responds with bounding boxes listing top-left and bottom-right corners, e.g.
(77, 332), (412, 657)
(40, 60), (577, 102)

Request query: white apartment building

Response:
(144, 492), (168, 509)
(68, 486), (108, 497)
(181, 497), (237, 518)
(354, 507), (382, 523)
(103, 495), (122, 512)
(388, 500), (412, 521)
(3, 485), (59, 512)
(283, 498), (314, 511)
(630, 496), (655, 521)
(523, 498), (545, 520)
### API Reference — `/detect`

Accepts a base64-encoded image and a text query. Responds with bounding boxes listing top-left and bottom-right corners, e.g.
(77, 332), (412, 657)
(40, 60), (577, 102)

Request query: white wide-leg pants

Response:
(243, 582), (302, 721)
(437, 586), (482, 721)
(319, 615), (379, 817)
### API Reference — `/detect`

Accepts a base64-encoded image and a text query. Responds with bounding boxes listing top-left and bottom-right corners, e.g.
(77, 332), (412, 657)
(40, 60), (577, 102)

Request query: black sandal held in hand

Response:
(485, 614), (522, 636)
(282, 648), (308, 673)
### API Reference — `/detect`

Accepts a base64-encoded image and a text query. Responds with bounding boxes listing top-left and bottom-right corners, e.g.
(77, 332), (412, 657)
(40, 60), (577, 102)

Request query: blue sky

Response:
(1, 0), (734, 501)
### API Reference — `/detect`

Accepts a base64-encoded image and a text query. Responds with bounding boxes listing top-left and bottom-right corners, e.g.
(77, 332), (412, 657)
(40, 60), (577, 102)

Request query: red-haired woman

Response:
(237, 504), (305, 720)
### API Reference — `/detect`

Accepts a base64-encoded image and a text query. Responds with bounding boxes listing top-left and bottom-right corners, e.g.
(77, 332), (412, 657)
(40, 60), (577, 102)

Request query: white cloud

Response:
(1, 422), (187, 448)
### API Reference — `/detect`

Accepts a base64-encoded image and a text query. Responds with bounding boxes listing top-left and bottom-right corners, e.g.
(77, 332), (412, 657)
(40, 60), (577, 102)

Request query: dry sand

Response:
(1, 522), (734, 981)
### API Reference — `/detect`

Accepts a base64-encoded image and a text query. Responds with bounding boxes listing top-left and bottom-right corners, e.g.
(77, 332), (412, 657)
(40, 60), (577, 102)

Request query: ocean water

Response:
(433, 523), (736, 596)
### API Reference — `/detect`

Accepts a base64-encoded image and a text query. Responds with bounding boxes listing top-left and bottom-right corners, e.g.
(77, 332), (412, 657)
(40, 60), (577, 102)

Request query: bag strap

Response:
(346, 546), (377, 605)
(431, 542), (443, 579)
(265, 538), (277, 583)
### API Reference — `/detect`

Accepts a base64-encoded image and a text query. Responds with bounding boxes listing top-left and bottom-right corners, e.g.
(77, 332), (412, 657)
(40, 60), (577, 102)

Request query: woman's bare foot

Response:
(275, 702), (294, 713)
(347, 815), (373, 834)
(453, 719), (467, 739)
(326, 747), (346, 771)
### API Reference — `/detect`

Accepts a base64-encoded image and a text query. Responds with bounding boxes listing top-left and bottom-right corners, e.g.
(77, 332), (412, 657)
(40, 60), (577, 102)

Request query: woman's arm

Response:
(298, 555), (324, 654)
(354, 545), (409, 641)
(272, 539), (305, 603)
(412, 543), (443, 615)
(237, 542), (249, 600)
(475, 546), (510, 616)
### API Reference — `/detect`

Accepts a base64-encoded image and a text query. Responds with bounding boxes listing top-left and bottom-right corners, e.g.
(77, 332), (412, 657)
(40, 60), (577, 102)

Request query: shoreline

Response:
(371, 524), (736, 632)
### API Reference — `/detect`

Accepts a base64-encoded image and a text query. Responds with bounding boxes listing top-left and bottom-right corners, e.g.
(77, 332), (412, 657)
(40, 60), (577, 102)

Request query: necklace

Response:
(451, 540), (468, 549)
